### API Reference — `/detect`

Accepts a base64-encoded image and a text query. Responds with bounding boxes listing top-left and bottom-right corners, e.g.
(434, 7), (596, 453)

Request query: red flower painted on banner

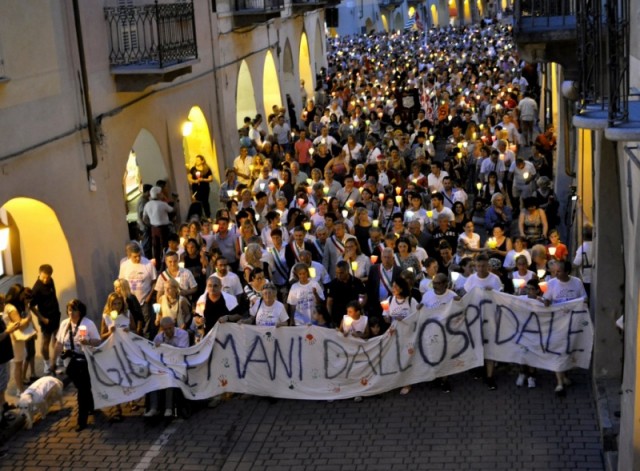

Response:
(407, 346), (415, 356)
(360, 377), (368, 386)
(330, 385), (341, 393)
(305, 333), (316, 345)
(218, 375), (228, 387)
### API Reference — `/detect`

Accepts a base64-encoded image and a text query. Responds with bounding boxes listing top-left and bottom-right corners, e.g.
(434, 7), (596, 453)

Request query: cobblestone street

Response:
(0, 367), (603, 470)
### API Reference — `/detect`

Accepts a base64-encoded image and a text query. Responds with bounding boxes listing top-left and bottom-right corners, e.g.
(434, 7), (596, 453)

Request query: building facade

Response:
(0, 0), (327, 312)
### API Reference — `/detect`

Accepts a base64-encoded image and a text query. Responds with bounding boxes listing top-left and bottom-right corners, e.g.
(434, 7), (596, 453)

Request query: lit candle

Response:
(309, 207), (316, 215)
(195, 171), (201, 179)
(487, 238), (497, 249)
(426, 210), (433, 218)
(372, 220), (379, 228)
(395, 186), (402, 195)
(476, 182), (482, 191)
(342, 209), (349, 219)
(351, 261), (359, 272)
(78, 325), (87, 338)
(537, 269), (546, 279)
(523, 172), (529, 180)
(548, 247), (557, 256)
(212, 223), (219, 233)
(152, 303), (161, 315)
(303, 221), (312, 231)
(370, 255), (379, 264)
(539, 281), (548, 293)
(380, 299), (390, 311)
(395, 195), (403, 204)
(110, 310), (118, 321)
(346, 200), (355, 208)
(378, 193), (385, 201)
(178, 262), (185, 269)
(306, 178), (313, 185)
(323, 187), (329, 195)
(451, 271), (460, 283)
(512, 278), (525, 290)
(308, 267), (316, 278)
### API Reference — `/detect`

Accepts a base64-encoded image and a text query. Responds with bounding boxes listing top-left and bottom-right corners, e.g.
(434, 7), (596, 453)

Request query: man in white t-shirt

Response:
(462, 254), (502, 390)
(421, 273), (458, 309)
(210, 257), (243, 297)
(542, 260), (588, 395)
(118, 244), (157, 338)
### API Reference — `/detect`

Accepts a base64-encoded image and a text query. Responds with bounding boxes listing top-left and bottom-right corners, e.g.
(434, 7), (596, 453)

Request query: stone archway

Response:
(0, 198), (77, 306)
(236, 60), (258, 129)
(263, 50), (283, 120)
(299, 32), (314, 101)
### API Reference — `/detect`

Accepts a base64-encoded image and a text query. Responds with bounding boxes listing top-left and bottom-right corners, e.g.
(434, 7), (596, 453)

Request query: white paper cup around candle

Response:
(539, 281), (548, 293)
(303, 222), (312, 231)
(378, 193), (385, 201)
(537, 269), (546, 279)
(351, 261), (358, 272)
(153, 303), (161, 315)
(426, 210), (433, 218)
(395, 195), (403, 204)
(110, 310), (118, 321)
(372, 220), (379, 228)
(195, 171), (201, 179)
(178, 262), (185, 269)
(512, 279), (524, 290)
(380, 299), (390, 311)
(451, 271), (460, 283)
(548, 247), (557, 256)
(308, 267), (316, 278)
(342, 209), (349, 219)
(78, 325), (87, 338)
(370, 255), (378, 264)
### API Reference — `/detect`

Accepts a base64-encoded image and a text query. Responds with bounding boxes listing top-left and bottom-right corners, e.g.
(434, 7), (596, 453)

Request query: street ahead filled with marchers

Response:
(0, 21), (602, 470)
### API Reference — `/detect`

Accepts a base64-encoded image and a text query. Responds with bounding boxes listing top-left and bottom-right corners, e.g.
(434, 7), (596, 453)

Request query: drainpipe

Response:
(72, 0), (99, 178)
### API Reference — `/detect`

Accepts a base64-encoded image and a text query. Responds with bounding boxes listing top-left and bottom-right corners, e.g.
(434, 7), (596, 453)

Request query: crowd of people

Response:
(0, 22), (594, 431)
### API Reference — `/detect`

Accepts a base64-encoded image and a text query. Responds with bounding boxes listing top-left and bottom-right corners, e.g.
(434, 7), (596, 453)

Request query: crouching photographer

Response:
(54, 299), (100, 432)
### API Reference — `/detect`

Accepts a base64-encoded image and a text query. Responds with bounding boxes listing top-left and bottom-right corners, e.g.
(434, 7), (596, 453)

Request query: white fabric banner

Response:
(85, 289), (593, 409)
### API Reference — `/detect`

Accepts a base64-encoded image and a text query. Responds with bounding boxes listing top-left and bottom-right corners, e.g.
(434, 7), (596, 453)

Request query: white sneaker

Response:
(527, 377), (536, 389)
(554, 384), (564, 394)
(43, 362), (51, 375)
(143, 409), (157, 417)
(164, 409), (173, 418)
(515, 373), (526, 387)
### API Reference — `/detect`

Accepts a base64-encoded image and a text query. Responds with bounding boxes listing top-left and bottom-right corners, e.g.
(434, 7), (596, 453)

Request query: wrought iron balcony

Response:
(291, 0), (328, 14)
(513, 0), (578, 78)
(232, 0), (283, 28)
(104, 0), (198, 91)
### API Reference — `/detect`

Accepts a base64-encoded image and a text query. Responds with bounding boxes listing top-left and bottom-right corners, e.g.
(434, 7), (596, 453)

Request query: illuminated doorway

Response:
(431, 5), (439, 26)
(182, 106), (221, 217)
(0, 198), (77, 305)
(124, 129), (169, 240)
(263, 50), (283, 121)
(463, 0), (472, 23)
(299, 32), (314, 102)
(236, 60), (258, 129)
(381, 14), (389, 32)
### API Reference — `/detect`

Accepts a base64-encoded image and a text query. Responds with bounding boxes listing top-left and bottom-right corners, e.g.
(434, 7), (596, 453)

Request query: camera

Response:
(60, 350), (73, 360)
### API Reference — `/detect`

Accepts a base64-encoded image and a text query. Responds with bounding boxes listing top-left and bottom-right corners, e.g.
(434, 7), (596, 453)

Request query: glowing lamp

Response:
(181, 120), (193, 137)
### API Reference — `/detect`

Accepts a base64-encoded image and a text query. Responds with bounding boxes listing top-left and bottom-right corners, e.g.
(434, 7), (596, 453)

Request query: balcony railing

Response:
(105, 0), (197, 70)
(607, 0), (630, 125)
(514, 0), (576, 31)
(232, 0), (284, 13)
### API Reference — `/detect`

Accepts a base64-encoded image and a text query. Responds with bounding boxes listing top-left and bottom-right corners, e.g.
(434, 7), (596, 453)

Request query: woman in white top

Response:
(243, 284), (289, 327)
(458, 221), (484, 259)
(157, 281), (191, 330)
(510, 255), (535, 295)
(341, 238), (371, 283)
(55, 299), (101, 431)
(99, 292), (135, 422)
(503, 236), (532, 271)
(287, 264), (325, 326)
(382, 277), (420, 395)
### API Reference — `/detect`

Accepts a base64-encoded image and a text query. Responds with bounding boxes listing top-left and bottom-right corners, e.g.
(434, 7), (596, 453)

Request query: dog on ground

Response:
(17, 376), (64, 429)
